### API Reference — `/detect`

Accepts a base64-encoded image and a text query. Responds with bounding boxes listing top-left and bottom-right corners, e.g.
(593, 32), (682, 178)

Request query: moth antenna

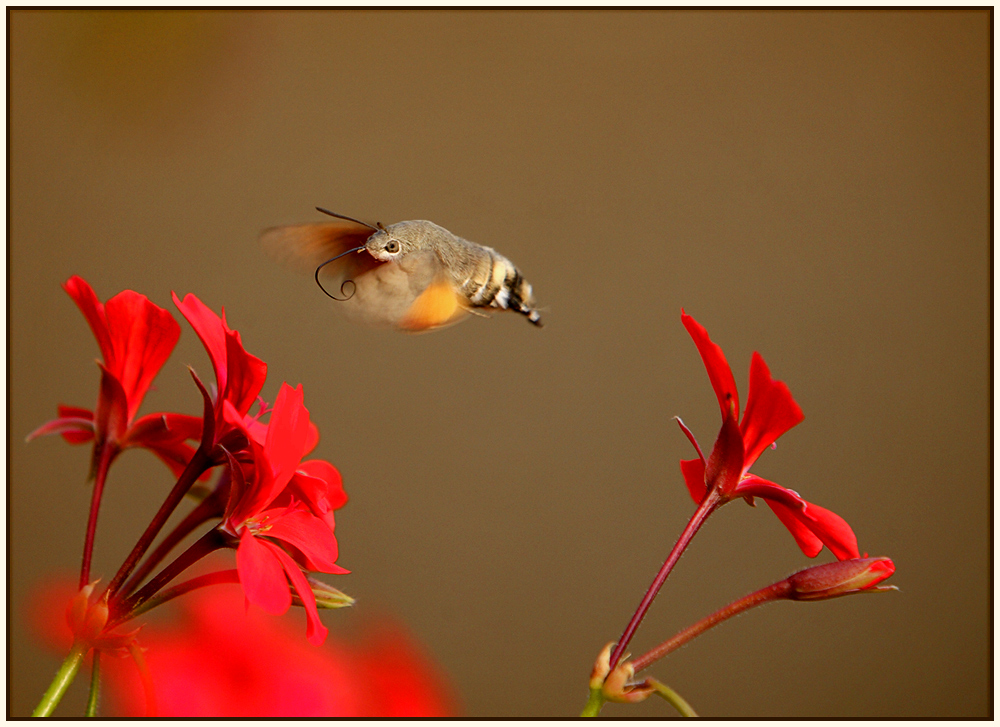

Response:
(315, 207), (379, 232)
(315, 245), (367, 301)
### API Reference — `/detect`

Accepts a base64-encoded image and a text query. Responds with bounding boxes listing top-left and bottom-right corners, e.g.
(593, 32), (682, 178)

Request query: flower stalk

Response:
(115, 529), (227, 622)
(579, 689), (605, 718)
(80, 443), (115, 589)
(631, 580), (790, 672)
(118, 485), (226, 599)
(85, 652), (101, 718)
(126, 570), (241, 621)
(608, 488), (721, 671)
(105, 447), (212, 599)
(646, 678), (698, 717)
(32, 643), (87, 717)
(630, 557), (897, 673)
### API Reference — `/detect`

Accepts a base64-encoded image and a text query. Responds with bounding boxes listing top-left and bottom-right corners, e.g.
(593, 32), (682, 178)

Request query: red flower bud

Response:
(786, 557), (896, 601)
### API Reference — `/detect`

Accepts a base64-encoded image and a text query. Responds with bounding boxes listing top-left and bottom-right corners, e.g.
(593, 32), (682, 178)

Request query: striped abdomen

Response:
(458, 244), (542, 326)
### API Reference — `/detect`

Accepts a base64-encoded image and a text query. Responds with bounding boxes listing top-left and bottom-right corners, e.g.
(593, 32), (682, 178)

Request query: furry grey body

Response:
(368, 220), (541, 325)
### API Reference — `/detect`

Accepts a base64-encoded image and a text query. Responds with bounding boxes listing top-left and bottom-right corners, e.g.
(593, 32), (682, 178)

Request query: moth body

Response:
(263, 212), (542, 332)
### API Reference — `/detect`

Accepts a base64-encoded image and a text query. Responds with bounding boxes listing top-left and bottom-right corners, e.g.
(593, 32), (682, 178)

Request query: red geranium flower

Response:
(27, 276), (194, 477)
(171, 291), (269, 452)
(27, 579), (456, 717)
(221, 383), (348, 646)
(677, 311), (859, 560)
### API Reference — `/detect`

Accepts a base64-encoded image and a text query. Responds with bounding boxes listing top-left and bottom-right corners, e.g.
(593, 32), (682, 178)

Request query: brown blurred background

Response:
(9, 9), (990, 718)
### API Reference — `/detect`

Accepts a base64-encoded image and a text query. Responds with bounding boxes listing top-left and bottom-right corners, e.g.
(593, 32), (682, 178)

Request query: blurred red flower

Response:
(28, 276), (195, 477)
(27, 579), (457, 717)
(678, 311), (859, 560)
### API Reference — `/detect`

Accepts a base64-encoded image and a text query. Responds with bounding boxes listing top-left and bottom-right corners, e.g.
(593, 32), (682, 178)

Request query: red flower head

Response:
(171, 292), (268, 452)
(221, 383), (348, 646)
(27, 277), (193, 476)
(27, 579), (456, 717)
(99, 587), (456, 717)
(677, 311), (859, 560)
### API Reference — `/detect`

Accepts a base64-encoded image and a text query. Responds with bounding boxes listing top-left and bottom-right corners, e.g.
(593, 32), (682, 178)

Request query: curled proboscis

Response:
(314, 245), (366, 301)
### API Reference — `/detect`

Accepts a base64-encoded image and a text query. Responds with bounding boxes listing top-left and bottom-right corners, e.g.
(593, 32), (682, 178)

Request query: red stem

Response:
(105, 448), (212, 599)
(119, 487), (225, 598)
(110, 570), (239, 628)
(631, 579), (792, 673)
(79, 444), (116, 589)
(608, 489), (722, 671)
(112, 529), (226, 623)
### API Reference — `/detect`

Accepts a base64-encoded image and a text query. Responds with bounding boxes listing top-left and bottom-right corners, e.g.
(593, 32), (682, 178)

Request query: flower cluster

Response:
(28, 578), (456, 717)
(587, 311), (896, 717)
(676, 310), (859, 560)
(29, 277), (351, 716)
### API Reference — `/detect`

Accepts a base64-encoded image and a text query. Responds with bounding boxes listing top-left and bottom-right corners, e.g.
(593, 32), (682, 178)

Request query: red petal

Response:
(797, 501), (860, 561)
(222, 329), (267, 417)
(127, 413), (204, 479)
(225, 432), (269, 526)
(296, 460), (348, 510)
(236, 529), (291, 615)
(740, 352), (804, 469)
(763, 499), (824, 558)
(732, 474), (803, 506)
(104, 290), (180, 422)
(303, 422), (320, 457)
(64, 276), (114, 367)
(220, 447), (250, 529)
(681, 310), (740, 421)
(737, 475), (860, 560)
(173, 293), (228, 396)
(704, 410), (745, 499)
(679, 458), (707, 505)
(261, 540), (329, 646)
(95, 363), (129, 445)
(26, 415), (95, 444)
(263, 384), (312, 497)
(59, 405), (95, 419)
(262, 508), (342, 574)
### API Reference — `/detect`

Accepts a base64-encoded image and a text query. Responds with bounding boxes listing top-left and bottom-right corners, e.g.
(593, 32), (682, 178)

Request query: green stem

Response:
(85, 651), (101, 717)
(647, 678), (697, 717)
(579, 687), (606, 717)
(31, 643), (87, 717)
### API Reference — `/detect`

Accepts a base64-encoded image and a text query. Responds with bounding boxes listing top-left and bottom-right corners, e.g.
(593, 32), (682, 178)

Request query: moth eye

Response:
(385, 239), (400, 253)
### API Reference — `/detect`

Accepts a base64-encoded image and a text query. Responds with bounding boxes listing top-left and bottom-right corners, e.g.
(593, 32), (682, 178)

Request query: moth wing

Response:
(260, 222), (380, 280)
(398, 276), (469, 332)
(347, 250), (469, 332)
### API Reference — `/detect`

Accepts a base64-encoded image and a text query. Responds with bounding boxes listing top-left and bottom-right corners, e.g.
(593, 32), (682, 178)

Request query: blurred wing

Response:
(261, 222), (379, 279)
(348, 250), (469, 332)
(263, 225), (468, 332)
(399, 277), (468, 332)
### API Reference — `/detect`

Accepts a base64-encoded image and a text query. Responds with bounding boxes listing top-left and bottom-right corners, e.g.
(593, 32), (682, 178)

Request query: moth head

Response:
(364, 225), (410, 261)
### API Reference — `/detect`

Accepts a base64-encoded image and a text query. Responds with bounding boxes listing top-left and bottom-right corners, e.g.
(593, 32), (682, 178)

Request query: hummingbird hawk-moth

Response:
(262, 208), (542, 332)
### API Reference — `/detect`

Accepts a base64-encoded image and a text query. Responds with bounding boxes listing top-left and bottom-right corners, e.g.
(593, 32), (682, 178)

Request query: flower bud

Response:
(786, 557), (896, 601)
(66, 580), (109, 644)
(601, 659), (656, 704)
(589, 642), (614, 690)
(291, 576), (355, 610)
